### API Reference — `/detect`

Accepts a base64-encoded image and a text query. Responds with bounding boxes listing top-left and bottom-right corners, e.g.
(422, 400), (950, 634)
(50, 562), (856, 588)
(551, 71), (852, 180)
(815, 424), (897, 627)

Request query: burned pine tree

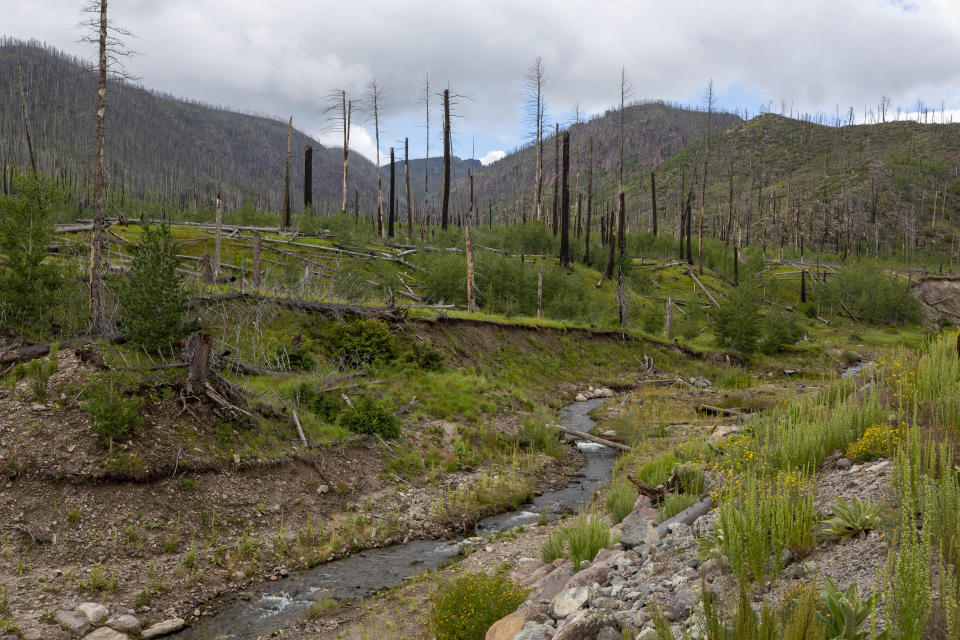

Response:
(560, 130), (571, 268)
(405, 137), (413, 239)
(388, 147), (395, 238)
(304, 144), (312, 211)
(585, 136), (593, 264)
(650, 171), (658, 237)
(441, 88), (451, 231)
(282, 116), (292, 228)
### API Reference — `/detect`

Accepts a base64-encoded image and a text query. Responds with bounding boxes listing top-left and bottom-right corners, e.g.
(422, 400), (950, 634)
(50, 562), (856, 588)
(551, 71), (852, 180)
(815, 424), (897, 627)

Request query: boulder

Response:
(484, 609), (525, 640)
(519, 563), (557, 588)
(665, 585), (697, 621)
(106, 615), (141, 633)
(22, 629), (70, 640)
(141, 618), (185, 639)
(565, 563), (611, 589)
(620, 517), (659, 550)
(514, 621), (554, 640)
(76, 603), (109, 625)
(550, 586), (590, 619)
(54, 610), (91, 637)
(553, 610), (619, 640)
(82, 629), (129, 640)
(530, 565), (574, 602)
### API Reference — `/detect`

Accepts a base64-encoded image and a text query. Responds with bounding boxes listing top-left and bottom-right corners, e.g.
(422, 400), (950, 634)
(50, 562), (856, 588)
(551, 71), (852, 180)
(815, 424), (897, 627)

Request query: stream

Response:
(172, 397), (616, 640)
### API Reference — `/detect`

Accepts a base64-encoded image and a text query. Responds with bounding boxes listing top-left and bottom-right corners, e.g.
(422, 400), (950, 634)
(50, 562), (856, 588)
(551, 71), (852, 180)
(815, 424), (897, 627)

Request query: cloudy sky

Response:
(5, 0), (960, 165)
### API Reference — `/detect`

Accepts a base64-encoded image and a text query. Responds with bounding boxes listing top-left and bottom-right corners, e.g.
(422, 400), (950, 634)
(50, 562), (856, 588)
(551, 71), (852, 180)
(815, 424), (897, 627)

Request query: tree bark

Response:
(405, 137), (412, 239)
(560, 131), (571, 267)
(185, 332), (212, 396)
(585, 137), (594, 264)
(388, 147), (395, 238)
(537, 261), (543, 319)
(17, 60), (36, 173)
(304, 145), (312, 211)
(341, 93), (351, 213)
(282, 116), (292, 228)
(650, 171), (657, 237)
(552, 122), (559, 235)
(618, 191), (626, 257)
(214, 184), (222, 276)
(465, 171), (475, 312)
(252, 231), (262, 287)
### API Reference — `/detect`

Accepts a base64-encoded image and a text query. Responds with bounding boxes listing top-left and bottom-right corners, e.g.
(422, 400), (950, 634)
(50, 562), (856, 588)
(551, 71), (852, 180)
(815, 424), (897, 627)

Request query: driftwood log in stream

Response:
(550, 424), (632, 452)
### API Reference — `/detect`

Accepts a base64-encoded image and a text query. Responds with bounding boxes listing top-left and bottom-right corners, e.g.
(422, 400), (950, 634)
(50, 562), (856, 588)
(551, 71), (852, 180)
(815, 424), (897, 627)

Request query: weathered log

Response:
(697, 403), (742, 417)
(655, 496), (714, 537)
(551, 424), (632, 452)
(0, 333), (123, 365)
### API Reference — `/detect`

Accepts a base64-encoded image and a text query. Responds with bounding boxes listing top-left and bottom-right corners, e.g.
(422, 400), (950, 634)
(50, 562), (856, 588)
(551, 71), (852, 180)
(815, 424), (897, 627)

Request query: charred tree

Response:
(552, 122), (559, 235)
(16, 59), (36, 172)
(282, 116), (292, 228)
(585, 136), (593, 264)
(441, 88), (451, 231)
(388, 147), (395, 238)
(560, 131), (571, 268)
(650, 171), (658, 237)
(304, 145), (312, 210)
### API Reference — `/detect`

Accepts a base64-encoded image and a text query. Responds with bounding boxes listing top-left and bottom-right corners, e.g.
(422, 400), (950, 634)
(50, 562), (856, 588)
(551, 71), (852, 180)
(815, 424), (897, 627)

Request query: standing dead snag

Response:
(340, 92), (352, 213)
(465, 170), (476, 312)
(282, 116), (292, 228)
(304, 145), (312, 211)
(525, 57), (547, 223)
(560, 131), (571, 268)
(441, 88), (451, 231)
(368, 76), (384, 237)
(585, 136), (593, 264)
(617, 267), (626, 328)
(86, 0), (111, 333)
(552, 122), (559, 234)
(214, 184), (222, 276)
(698, 80), (714, 274)
(252, 231), (262, 287)
(405, 137), (413, 239)
(185, 332), (212, 396)
(388, 147), (396, 238)
(16, 58), (37, 173)
(650, 171), (658, 237)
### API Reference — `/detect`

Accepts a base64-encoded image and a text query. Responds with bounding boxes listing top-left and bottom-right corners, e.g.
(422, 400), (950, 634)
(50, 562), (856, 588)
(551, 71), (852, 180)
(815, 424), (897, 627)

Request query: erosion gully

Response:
(173, 397), (614, 640)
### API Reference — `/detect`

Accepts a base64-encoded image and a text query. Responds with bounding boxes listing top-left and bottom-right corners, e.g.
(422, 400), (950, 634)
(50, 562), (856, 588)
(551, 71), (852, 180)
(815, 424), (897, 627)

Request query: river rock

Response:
(665, 585), (697, 621)
(484, 609), (525, 640)
(83, 629), (129, 640)
(22, 630), (70, 640)
(530, 565), (574, 602)
(550, 586), (590, 619)
(54, 610), (91, 637)
(518, 562), (556, 588)
(77, 603), (109, 625)
(106, 615), (141, 632)
(575, 393), (588, 402)
(141, 618), (185, 639)
(620, 517), (659, 550)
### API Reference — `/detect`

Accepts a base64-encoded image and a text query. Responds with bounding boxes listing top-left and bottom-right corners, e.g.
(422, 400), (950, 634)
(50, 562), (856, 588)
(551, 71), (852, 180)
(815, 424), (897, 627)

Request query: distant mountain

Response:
(0, 39), (380, 215)
(471, 101), (743, 222)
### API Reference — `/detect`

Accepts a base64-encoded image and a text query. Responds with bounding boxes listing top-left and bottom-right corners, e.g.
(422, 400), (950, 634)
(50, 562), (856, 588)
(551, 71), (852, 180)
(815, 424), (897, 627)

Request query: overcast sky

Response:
(5, 0), (960, 165)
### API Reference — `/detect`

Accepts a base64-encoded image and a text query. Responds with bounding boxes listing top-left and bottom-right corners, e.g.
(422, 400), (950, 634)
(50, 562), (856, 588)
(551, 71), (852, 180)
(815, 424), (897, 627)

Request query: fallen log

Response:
(550, 424), (632, 452)
(188, 292), (407, 321)
(697, 404), (743, 417)
(0, 333), (124, 365)
(655, 496), (713, 537)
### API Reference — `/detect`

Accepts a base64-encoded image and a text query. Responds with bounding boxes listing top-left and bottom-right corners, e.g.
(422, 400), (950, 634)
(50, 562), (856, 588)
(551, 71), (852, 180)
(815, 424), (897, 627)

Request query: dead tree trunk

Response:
(185, 332), (212, 396)
(252, 231), (262, 287)
(585, 136), (594, 264)
(214, 184), (222, 276)
(388, 147), (395, 238)
(604, 208), (616, 280)
(88, 0), (109, 334)
(17, 59), (36, 173)
(618, 191), (626, 257)
(560, 131), (571, 268)
(341, 94), (351, 213)
(441, 88), (451, 231)
(466, 171), (475, 312)
(665, 297), (673, 336)
(282, 116), (292, 228)
(537, 261), (543, 319)
(304, 145), (312, 211)
(405, 137), (413, 239)
(552, 122), (559, 235)
(650, 171), (658, 237)
(617, 267), (626, 328)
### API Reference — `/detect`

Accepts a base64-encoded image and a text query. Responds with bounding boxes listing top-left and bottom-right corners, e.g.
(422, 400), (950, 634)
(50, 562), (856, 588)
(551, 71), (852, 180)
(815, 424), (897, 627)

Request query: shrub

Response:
(713, 278), (762, 355)
(845, 422), (902, 462)
(605, 479), (638, 524)
(816, 578), (882, 640)
(636, 453), (678, 487)
(337, 396), (400, 439)
(540, 528), (566, 563)
(297, 384), (342, 423)
(517, 416), (564, 458)
(815, 262), (922, 326)
(325, 319), (397, 369)
(118, 225), (190, 352)
(25, 343), (58, 402)
(761, 311), (802, 353)
(83, 375), (144, 450)
(638, 304), (665, 334)
(429, 573), (528, 640)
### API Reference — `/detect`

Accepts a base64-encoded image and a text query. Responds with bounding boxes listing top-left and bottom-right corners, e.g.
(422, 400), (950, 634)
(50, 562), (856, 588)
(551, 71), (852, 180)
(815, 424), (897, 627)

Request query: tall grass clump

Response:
(429, 573), (527, 640)
(539, 511), (611, 569)
(605, 479), (638, 524)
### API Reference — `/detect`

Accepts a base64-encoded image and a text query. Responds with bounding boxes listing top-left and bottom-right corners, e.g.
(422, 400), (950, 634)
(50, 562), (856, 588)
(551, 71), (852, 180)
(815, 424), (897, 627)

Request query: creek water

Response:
(173, 397), (616, 640)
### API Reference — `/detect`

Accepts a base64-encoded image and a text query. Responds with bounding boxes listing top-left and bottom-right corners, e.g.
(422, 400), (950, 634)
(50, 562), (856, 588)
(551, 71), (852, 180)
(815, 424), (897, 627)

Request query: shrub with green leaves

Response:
(337, 396), (400, 439)
(713, 278), (763, 355)
(816, 578), (884, 640)
(761, 311), (802, 353)
(324, 319), (397, 369)
(677, 293), (705, 341)
(517, 416), (564, 458)
(821, 497), (879, 541)
(429, 573), (527, 640)
(118, 225), (189, 352)
(815, 262), (922, 326)
(83, 375), (144, 450)
(24, 343), (58, 402)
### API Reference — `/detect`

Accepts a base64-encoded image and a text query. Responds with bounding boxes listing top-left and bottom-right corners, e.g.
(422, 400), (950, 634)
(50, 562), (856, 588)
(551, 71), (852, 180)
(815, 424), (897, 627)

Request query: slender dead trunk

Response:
(466, 170), (475, 312)
(617, 267), (626, 328)
(304, 145), (312, 211)
(252, 231), (262, 287)
(423, 74), (430, 229)
(537, 260), (543, 319)
(405, 137), (412, 239)
(685, 190), (694, 265)
(604, 208), (616, 280)
(585, 137), (593, 264)
(341, 94), (351, 213)
(17, 60), (37, 173)
(214, 184), (222, 276)
(282, 116), (292, 228)
(698, 81), (713, 273)
(441, 88), (451, 231)
(650, 171), (657, 237)
(618, 190), (626, 257)
(560, 131), (571, 267)
(388, 147), (395, 238)
(552, 122), (559, 235)
(88, 0), (109, 334)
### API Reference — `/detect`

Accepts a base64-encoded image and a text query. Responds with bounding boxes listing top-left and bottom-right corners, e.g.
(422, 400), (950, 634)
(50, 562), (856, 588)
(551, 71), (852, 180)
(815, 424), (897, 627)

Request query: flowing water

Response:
(173, 397), (615, 639)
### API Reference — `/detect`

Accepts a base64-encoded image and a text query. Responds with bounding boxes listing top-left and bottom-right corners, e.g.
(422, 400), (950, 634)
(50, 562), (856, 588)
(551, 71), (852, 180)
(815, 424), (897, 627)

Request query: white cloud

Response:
(480, 150), (505, 166)
(316, 124), (386, 165)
